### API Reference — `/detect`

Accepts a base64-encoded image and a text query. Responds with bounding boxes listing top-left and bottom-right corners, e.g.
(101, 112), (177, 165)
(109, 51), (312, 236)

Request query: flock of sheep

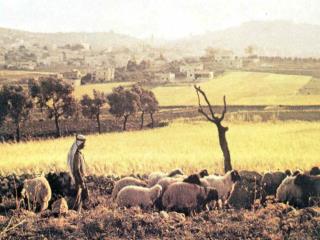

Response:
(19, 166), (320, 216)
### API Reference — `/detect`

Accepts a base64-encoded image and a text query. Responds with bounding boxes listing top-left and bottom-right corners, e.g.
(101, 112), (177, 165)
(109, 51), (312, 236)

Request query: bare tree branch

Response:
(198, 108), (215, 123)
(194, 85), (218, 121)
(219, 95), (227, 121)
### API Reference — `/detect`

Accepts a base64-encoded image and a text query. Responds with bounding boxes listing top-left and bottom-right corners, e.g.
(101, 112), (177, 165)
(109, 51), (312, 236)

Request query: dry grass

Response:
(152, 71), (319, 106)
(0, 120), (319, 176)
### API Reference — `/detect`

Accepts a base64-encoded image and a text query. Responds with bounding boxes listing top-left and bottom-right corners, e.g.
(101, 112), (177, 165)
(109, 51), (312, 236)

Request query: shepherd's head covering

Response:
(67, 134), (86, 183)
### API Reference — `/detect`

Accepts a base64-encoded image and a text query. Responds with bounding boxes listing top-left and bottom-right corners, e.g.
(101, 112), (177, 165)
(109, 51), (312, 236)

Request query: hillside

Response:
(2, 20), (320, 57)
(0, 27), (142, 50)
(152, 72), (319, 106)
(170, 21), (320, 57)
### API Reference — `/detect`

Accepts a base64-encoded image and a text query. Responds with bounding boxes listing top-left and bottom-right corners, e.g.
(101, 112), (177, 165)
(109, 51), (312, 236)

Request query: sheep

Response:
(148, 168), (184, 187)
(154, 176), (188, 210)
(116, 184), (162, 209)
(20, 176), (52, 212)
(276, 176), (304, 208)
(261, 171), (291, 203)
(294, 173), (320, 206)
(227, 170), (263, 209)
(309, 166), (320, 176)
(111, 177), (147, 200)
(292, 169), (303, 176)
(202, 170), (241, 201)
(183, 174), (202, 185)
(162, 182), (218, 215)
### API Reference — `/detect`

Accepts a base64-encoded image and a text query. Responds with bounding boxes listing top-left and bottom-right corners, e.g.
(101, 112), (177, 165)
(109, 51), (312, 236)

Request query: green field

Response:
(153, 71), (319, 106)
(74, 82), (134, 98)
(0, 120), (319, 176)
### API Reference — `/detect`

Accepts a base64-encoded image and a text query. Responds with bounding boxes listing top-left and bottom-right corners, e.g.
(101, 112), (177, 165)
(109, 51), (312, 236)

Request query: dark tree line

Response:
(0, 78), (159, 142)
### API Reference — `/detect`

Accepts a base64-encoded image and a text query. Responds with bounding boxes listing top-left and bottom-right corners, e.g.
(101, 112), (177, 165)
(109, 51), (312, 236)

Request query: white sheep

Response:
(202, 170), (241, 200)
(162, 182), (218, 215)
(276, 176), (304, 207)
(111, 177), (147, 200)
(21, 176), (52, 212)
(116, 184), (162, 209)
(148, 168), (184, 187)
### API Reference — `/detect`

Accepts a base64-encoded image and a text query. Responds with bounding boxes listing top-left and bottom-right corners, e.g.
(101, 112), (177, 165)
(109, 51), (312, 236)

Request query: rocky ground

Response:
(0, 173), (320, 239)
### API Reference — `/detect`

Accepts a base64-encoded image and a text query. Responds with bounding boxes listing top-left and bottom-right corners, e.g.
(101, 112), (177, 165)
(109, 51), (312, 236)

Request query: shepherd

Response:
(67, 134), (89, 212)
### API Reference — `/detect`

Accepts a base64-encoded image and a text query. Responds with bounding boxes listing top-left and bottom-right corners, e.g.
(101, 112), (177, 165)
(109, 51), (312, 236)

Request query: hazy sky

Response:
(1, 0), (320, 39)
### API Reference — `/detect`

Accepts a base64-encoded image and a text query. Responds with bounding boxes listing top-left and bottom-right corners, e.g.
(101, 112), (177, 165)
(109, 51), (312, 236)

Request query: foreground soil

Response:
(0, 175), (320, 239)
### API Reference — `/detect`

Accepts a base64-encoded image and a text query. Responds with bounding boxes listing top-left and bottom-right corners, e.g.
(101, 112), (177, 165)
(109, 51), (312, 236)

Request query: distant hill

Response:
(169, 21), (320, 57)
(1, 20), (320, 57)
(0, 27), (143, 50)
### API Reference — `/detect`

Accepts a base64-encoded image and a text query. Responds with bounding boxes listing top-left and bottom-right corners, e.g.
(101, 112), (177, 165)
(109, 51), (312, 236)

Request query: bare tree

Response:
(194, 85), (232, 173)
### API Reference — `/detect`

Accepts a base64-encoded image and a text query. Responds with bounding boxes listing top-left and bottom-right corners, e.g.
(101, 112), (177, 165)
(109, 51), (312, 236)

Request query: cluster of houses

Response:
(0, 39), (263, 85)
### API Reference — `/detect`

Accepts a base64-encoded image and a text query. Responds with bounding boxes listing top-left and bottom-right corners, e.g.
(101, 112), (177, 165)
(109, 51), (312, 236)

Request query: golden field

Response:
(0, 120), (319, 176)
(152, 71), (319, 106)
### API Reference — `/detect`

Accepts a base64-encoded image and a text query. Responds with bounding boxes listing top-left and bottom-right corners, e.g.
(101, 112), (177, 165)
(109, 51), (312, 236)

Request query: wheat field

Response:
(0, 120), (319, 176)
(152, 71), (318, 106)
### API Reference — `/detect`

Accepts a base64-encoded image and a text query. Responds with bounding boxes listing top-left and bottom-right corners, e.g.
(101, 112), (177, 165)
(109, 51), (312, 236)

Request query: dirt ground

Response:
(1, 175), (320, 239)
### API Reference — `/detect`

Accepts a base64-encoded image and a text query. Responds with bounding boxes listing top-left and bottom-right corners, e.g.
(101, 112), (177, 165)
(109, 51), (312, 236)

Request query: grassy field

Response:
(0, 120), (319, 176)
(74, 82), (134, 98)
(152, 71), (320, 106)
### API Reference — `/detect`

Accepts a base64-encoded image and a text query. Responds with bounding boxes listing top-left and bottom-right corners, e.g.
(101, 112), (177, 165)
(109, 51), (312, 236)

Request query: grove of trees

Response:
(0, 78), (159, 142)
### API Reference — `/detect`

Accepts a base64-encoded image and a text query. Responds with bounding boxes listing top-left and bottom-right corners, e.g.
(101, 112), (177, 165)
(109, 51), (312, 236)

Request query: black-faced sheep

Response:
(111, 177), (147, 200)
(116, 184), (162, 209)
(182, 169), (209, 186)
(309, 167), (320, 176)
(276, 176), (304, 208)
(183, 174), (202, 185)
(294, 173), (320, 206)
(162, 182), (218, 215)
(148, 168), (184, 187)
(227, 170), (263, 209)
(202, 170), (241, 201)
(261, 171), (291, 203)
(20, 176), (52, 212)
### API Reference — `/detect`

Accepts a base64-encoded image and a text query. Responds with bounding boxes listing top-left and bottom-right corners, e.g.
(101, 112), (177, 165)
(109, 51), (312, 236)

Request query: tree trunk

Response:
(216, 121), (232, 173)
(96, 114), (101, 134)
(123, 115), (129, 131)
(16, 122), (21, 143)
(150, 113), (154, 128)
(54, 114), (61, 137)
(140, 111), (144, 129)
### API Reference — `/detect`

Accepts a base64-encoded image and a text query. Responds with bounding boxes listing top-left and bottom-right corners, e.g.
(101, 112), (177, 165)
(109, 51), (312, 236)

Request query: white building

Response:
(91, 67), (115, 82)
(154, 72), (175, 83)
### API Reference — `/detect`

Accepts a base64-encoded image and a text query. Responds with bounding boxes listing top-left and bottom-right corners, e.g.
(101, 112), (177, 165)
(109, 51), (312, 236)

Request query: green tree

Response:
(107, 86), (140, 131)
(0, 85), (33, 142)
(131, 85), (159, 129)
(80, 90), (107, 134)
(28, 77), (77, 137)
